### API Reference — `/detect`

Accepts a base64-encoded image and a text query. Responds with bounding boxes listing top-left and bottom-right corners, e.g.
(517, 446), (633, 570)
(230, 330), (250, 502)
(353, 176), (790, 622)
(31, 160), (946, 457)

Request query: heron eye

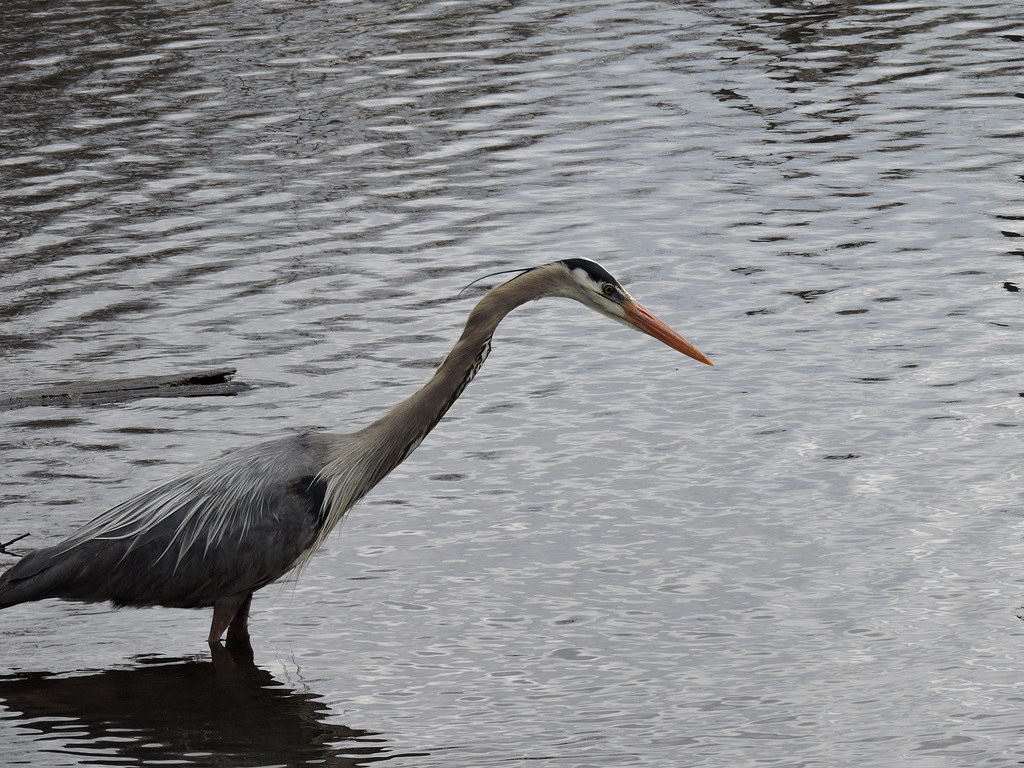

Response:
(602, 284), (616, 296)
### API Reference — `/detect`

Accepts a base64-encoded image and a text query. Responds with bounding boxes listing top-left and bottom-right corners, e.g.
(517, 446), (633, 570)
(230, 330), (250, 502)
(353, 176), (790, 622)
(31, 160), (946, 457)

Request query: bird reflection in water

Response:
(0, 649), (401, 767)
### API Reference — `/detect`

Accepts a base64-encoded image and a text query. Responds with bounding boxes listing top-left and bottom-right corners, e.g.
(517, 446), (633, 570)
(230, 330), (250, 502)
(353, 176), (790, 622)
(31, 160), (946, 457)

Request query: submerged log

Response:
(0, 367), (251, 410)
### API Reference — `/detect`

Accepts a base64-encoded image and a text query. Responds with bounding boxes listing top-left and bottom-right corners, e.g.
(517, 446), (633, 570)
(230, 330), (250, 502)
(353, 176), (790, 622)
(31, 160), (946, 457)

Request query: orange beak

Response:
(623, 301), (713, 366)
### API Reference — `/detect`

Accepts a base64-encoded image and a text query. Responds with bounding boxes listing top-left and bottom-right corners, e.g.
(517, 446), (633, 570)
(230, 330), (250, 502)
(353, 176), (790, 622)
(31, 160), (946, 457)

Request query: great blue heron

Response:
(0, 258), (711, 648)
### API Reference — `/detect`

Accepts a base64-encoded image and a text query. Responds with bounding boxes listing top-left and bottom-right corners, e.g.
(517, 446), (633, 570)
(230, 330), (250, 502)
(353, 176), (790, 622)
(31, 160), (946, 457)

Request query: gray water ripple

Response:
(2, 0), (1024, 766)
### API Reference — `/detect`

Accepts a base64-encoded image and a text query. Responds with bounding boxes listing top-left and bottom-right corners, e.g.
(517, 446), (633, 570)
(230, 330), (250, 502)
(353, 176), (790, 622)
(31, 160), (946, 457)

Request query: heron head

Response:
(549, 258), (713, 366)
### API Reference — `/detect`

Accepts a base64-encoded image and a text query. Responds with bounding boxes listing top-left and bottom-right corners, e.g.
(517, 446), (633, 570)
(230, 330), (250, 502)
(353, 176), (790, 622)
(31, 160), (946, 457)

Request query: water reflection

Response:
(0, 651), (394, 767)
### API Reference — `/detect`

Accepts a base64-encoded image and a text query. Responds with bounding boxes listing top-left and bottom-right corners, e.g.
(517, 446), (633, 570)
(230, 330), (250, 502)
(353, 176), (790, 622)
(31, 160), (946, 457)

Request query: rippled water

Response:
(3, 0), (1024, 765)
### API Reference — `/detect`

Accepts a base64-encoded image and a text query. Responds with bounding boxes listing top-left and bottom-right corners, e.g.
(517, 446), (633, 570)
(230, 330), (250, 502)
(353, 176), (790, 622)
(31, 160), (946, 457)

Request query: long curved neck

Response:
(360, 268), (556, 464)
(309, 264), (575, 559)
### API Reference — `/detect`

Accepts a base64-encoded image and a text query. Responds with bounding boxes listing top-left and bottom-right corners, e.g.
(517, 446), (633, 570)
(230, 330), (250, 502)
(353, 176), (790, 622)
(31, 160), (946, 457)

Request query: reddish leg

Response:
(208, 592), (253, 645)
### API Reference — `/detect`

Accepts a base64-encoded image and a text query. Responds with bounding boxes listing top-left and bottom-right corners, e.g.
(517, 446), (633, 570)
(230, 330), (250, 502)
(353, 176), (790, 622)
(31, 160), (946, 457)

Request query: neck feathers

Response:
(370, 265), (566, 448)
(313, 264), (572, 550)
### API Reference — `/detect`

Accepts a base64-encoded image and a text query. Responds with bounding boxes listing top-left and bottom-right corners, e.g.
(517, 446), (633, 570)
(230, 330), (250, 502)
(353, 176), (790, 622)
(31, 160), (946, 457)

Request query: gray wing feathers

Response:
(0, 432), (336, 609)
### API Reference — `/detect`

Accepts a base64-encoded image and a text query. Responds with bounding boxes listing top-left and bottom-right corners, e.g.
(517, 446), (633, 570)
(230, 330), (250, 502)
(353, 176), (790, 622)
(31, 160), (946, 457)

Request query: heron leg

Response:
(208, 592), (250, 645)
(226, 591), (253, 648)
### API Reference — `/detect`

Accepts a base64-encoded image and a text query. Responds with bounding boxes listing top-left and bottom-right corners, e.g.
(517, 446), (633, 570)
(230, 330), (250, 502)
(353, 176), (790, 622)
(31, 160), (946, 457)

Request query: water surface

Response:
(2, 1), (1024, 766)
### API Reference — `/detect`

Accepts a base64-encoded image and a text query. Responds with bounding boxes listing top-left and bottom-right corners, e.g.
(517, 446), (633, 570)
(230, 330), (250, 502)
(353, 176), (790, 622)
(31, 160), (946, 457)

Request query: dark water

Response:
(0, 653), (394, 766)
(2, 0), (1024, 765)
